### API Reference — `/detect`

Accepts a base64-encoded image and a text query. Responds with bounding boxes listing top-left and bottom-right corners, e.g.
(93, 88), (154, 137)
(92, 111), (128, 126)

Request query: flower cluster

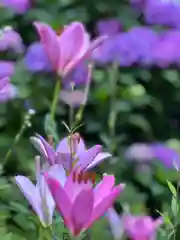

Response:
(92, 19), (180, 68)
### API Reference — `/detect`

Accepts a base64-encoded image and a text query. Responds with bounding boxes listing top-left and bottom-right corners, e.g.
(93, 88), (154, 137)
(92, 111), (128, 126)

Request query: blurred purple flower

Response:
(152, 30), (180, 67)
(95, 19), (123, 36)
(0, 77), (17, 102)
(151, 143), (180, 168)
(125, 143), (154, 162)
(24, 42), (52, 72)
(63, 62), (90, 87)
(0, 61), (15, 78)
(123, 215), (163, 240)
(92, 27), (158, 66)
(144, 0), (180, 28)
(125, 142), (180, 169)
(1, 0), (30, 14)
(0, 27), (24, 53)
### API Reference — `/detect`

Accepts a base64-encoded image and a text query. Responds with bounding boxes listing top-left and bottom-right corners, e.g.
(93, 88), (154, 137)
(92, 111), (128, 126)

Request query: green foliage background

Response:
(1, 0), (180, 239)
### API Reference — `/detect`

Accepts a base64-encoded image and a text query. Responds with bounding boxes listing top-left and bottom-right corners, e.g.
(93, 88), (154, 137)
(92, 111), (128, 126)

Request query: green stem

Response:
(38, 226), (52, 240)
(50, 80), (61, 120)
(3, 110), (35, 166)
(108, 61), (119, 139)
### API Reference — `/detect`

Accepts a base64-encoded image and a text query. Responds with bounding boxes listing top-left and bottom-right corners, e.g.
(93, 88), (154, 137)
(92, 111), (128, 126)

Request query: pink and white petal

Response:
(94, 175), (115, 204)
(15, 176), (44, 222)
(48, 164), (67, 186)
(65, 35), (107, 75)
(56, 136), (86, 155)
(64, 172), (92, 201)
(63, 32), (90, 76)
(38, 175), (55, 225)
(34, 22), (60, 70)
(85, 184), (125, 229)
(107, 208), (124, 239)
(87, 152), (112, 169)
(44, 174), (72, 228)
(30, 137), (47, 159)
(59, 22), (86, 71)
(71, 189), (93, 235)
(36, 134), (55, 165)
(74, 145), (102, 170)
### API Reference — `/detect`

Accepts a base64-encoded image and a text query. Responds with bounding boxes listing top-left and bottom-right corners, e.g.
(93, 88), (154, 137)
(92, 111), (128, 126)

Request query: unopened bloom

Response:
(123, 215), (163, 240)
(45, 172), (125, 236)
(0, 27), (24, 53)
(0, 77), (17, 102)
(15, 157), (66, 227)
(34, 21), (106, 77)
(24, 42), (52, 72)
(30, 134), (111, 171)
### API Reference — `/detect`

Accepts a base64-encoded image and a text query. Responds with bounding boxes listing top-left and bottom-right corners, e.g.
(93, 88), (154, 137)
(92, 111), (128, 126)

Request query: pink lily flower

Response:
(14, 157), (67, 227)
(123, 215), (163, 240)
(45, 172), (125, 236)
(30, 134), (111, 171)
(34, 21), (107, 77)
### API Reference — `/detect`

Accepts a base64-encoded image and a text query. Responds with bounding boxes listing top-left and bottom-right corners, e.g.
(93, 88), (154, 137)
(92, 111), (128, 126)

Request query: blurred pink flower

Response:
(1, 0), (30, 14)
(15, 157), (67, 227)
(34, 21), (106, 77)
(45, 172), (125, 236)
(0, 61), (15, 79)
(0, 77), (17, 102)
(123, 215), (163, 240)
(0, 27), (24, 53)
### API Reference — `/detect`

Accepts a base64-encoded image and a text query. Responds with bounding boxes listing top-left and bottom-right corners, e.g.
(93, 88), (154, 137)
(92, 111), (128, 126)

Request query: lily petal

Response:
(34, 22), (60, 70)
(94, 175), (115, 204)
(74, 145), (102, 170)
(71, 189), (93, 235)
(44, 174), (72, 228)
(36, 134), (55, 165)
(87, 152), (112, 169)
(15, 176), (44, 222)
(85, 184), (125, 229)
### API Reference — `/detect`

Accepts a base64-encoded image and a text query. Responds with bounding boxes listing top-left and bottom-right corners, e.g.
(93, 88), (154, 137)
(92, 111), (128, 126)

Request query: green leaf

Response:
(167, 180), (177, 198)
(44, 114), (59, 144)
(171, 197), (179, 217)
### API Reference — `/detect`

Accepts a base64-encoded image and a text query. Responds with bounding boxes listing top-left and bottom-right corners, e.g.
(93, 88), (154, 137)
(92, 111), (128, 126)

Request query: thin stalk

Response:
(108, 61), (119, 139)
(50, 80), (61, 120)
(3, 109), (35, 166)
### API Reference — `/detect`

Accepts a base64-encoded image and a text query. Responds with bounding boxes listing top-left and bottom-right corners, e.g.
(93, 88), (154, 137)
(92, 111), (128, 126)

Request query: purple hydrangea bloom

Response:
(92, 27), (158, 67)
(144, 0), (180, 28)
(1, 0), (31, 14)
(95, 19), (123, 36)
(0, 27), (24, 53)
(152, 30), (180, 67)
(24, 42), (52, 72)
